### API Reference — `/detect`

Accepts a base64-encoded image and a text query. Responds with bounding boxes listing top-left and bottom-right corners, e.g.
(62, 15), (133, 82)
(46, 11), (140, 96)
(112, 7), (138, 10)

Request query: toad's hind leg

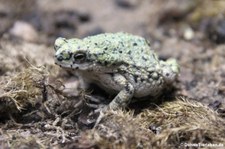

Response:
(109, 74), (134, 110)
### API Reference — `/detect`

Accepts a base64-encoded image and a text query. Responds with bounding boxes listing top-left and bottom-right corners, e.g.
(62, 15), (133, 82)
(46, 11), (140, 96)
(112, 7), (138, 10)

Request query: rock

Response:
(9, 21), (38, 42)
(201, 17), (225, 44)
(183, 27), (194, 40)
(115, 0), (140, 9)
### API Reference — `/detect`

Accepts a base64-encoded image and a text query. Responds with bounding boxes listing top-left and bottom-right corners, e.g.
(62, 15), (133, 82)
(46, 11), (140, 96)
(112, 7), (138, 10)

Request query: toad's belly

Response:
(82, 72), (164, 98)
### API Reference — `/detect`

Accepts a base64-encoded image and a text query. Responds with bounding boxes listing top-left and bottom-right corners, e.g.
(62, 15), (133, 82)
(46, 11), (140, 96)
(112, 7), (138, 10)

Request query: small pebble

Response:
(9, 21), (38, 42)
(183, 27), (194, 40)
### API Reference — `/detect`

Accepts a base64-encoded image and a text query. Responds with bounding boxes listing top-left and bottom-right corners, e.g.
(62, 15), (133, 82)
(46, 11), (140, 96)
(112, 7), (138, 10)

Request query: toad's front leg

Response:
(94, 74), (134, 127)
(109, 74), (134, 110)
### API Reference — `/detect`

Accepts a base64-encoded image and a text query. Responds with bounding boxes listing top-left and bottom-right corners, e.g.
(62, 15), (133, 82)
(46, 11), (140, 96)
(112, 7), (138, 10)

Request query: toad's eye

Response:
(73, 52), (86, 63)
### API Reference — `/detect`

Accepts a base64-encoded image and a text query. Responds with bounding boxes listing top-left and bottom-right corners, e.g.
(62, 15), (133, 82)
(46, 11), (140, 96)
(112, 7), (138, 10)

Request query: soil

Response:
(0, 0), (225, 148)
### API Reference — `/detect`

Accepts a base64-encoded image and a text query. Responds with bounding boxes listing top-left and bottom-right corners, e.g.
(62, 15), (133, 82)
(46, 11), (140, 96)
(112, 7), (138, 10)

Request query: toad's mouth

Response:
(54, 59), (83, 70)
(55, 62), (79, 70)
(54, 59), (95, 71)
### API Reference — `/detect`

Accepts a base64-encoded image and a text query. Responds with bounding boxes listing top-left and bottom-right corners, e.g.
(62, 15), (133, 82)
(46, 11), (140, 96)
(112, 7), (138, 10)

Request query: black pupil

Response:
(75, 53), (84, 60)
(74, 53), (86, 63)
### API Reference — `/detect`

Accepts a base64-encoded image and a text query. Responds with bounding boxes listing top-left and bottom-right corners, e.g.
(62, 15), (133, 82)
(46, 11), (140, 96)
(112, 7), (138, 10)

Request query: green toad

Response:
(54, 32), (179, 110)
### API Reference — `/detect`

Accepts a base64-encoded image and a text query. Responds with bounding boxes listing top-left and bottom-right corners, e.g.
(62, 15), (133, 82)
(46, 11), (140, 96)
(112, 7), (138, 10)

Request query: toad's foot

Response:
(85, 94), (108, 109)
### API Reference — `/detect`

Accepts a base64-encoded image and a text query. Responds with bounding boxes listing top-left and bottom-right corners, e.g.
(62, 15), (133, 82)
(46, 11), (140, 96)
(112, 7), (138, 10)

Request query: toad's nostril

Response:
(56, 55), (64, 61)
(54, 45), (59, 51)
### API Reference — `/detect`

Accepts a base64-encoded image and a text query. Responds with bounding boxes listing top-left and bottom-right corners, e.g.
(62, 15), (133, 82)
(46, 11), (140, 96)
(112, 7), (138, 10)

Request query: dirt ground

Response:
(0, 0), (225, 148)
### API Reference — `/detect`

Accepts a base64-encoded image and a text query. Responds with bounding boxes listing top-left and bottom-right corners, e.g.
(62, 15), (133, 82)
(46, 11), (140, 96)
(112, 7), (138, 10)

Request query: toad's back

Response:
(80, 32), (159, 68)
